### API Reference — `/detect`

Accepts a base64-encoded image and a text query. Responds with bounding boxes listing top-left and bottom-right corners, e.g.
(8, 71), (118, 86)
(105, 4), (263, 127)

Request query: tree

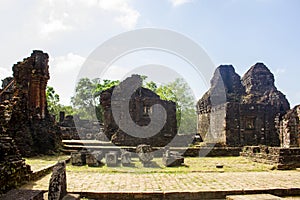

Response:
(145, 78), (197, 135)
(71, 78), (119, 120)
(46, 86), (60, 115)
(46, 86), (75, 120)
(144, 81), (158, 93)
(71, 78), (97, 119)
(71, 76), (197, 134)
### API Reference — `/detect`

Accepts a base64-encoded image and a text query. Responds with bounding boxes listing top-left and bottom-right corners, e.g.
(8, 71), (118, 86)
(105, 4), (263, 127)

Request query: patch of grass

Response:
(25, 155), (70, 172)
(66, 156), (275, 174)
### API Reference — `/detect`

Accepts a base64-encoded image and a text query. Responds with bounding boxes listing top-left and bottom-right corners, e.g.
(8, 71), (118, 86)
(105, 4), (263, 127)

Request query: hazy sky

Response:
(0, 0), (299, 107)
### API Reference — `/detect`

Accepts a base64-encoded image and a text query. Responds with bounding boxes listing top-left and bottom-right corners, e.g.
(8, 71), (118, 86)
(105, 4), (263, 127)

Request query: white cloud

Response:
(37, 0), (140, 38)
(100, 0), (140, 29)
(40, 18), (73, 37)
(169, 0), (193, 7)
(102, 64), (129, 80)
(82, 0), (140, 29)
(274, 68), (286, 79)
(0, 67), (12, 81)
(49, 53), (85, 105)
(50, 53), (85, 74)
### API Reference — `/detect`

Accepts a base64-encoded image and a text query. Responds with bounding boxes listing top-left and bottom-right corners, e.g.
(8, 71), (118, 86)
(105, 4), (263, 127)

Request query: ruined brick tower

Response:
(197, 63), (290, 147)
(13, 50), (49, 119)
(0, 50), (61, 156)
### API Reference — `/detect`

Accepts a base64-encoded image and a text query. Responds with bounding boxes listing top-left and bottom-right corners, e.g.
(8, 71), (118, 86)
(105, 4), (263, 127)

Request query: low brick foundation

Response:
(240, 146), (300, 169)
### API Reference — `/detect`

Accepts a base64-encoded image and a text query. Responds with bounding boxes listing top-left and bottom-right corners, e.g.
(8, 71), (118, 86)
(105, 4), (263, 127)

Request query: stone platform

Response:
(21, 170), (300, 199)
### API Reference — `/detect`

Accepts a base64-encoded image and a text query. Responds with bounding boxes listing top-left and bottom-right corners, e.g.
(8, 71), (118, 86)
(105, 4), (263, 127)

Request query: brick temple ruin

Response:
(100, 75), (177, 147)
(0, 50), (63, 194)
(197, 63), (290, 147)
(0, 50), (61, 156)
(197, 63), (300, 169)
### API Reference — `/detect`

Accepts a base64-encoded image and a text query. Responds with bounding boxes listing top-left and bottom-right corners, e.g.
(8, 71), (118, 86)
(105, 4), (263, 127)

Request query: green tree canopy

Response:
(46, 86), (75, 120)
(71, 78), (119, 120)
(145, 78), (197, 135)
(71, 76), (197, 134)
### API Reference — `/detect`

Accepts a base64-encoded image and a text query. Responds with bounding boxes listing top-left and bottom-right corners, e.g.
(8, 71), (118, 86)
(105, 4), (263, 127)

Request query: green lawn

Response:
(25, 155), (70, 172)
(67, 156), (275, 174)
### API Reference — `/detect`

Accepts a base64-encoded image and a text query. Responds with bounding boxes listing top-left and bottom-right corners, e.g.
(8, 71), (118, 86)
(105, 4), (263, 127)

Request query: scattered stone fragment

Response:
(48, 161), (67, 200)
(105, 151), (118, 167)
(71, 151), (86, 166)
(136, 144), (154, 167)
(162, 147), (184, 167)
(86, 151), (103, 167)
(120, 150), (131, 166)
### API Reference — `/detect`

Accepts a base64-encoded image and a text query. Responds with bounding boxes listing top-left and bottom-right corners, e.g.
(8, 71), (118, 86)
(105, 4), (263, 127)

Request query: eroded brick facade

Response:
(197, 63), (290, 146)
(0, 50), (61, 156)
(278, 105), (300, 148)
(100, 75), (177, 147)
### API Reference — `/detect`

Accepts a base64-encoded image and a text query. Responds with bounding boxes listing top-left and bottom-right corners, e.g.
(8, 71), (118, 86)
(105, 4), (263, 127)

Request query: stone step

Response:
(43, 192), (80, 200)
(61, 140), (243, 158)
(62, 140), (112, 146)
(63, 144), (135, 151)
(0, 189), (45, 200)
(226, 194), (282, 200)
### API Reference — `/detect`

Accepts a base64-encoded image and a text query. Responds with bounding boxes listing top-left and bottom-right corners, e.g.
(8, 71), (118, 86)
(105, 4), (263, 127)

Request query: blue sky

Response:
(0, 0), (299, 107)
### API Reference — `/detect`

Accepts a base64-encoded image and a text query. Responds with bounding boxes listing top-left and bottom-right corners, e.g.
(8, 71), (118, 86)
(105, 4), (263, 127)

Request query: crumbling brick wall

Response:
(0, 77), (14, 102)
(100, 75), (177, 147)
(0, 135), (32, 194)
(0, 50), (61, 156)
(279, 105), (300, 147)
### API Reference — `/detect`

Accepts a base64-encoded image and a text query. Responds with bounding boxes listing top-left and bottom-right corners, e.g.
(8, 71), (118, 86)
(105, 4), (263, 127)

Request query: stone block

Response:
(86, 153), (100, 167)
(162, 150), (184, 167)
(62, 193), (80, 200)
(162, 156), (184, 167)
(48, 161), (67, 200)
(71, 151), (86, 166)
(105, 151), (118, 167)
(121, 150), (131, 166)
(136, 144), (153, 165)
